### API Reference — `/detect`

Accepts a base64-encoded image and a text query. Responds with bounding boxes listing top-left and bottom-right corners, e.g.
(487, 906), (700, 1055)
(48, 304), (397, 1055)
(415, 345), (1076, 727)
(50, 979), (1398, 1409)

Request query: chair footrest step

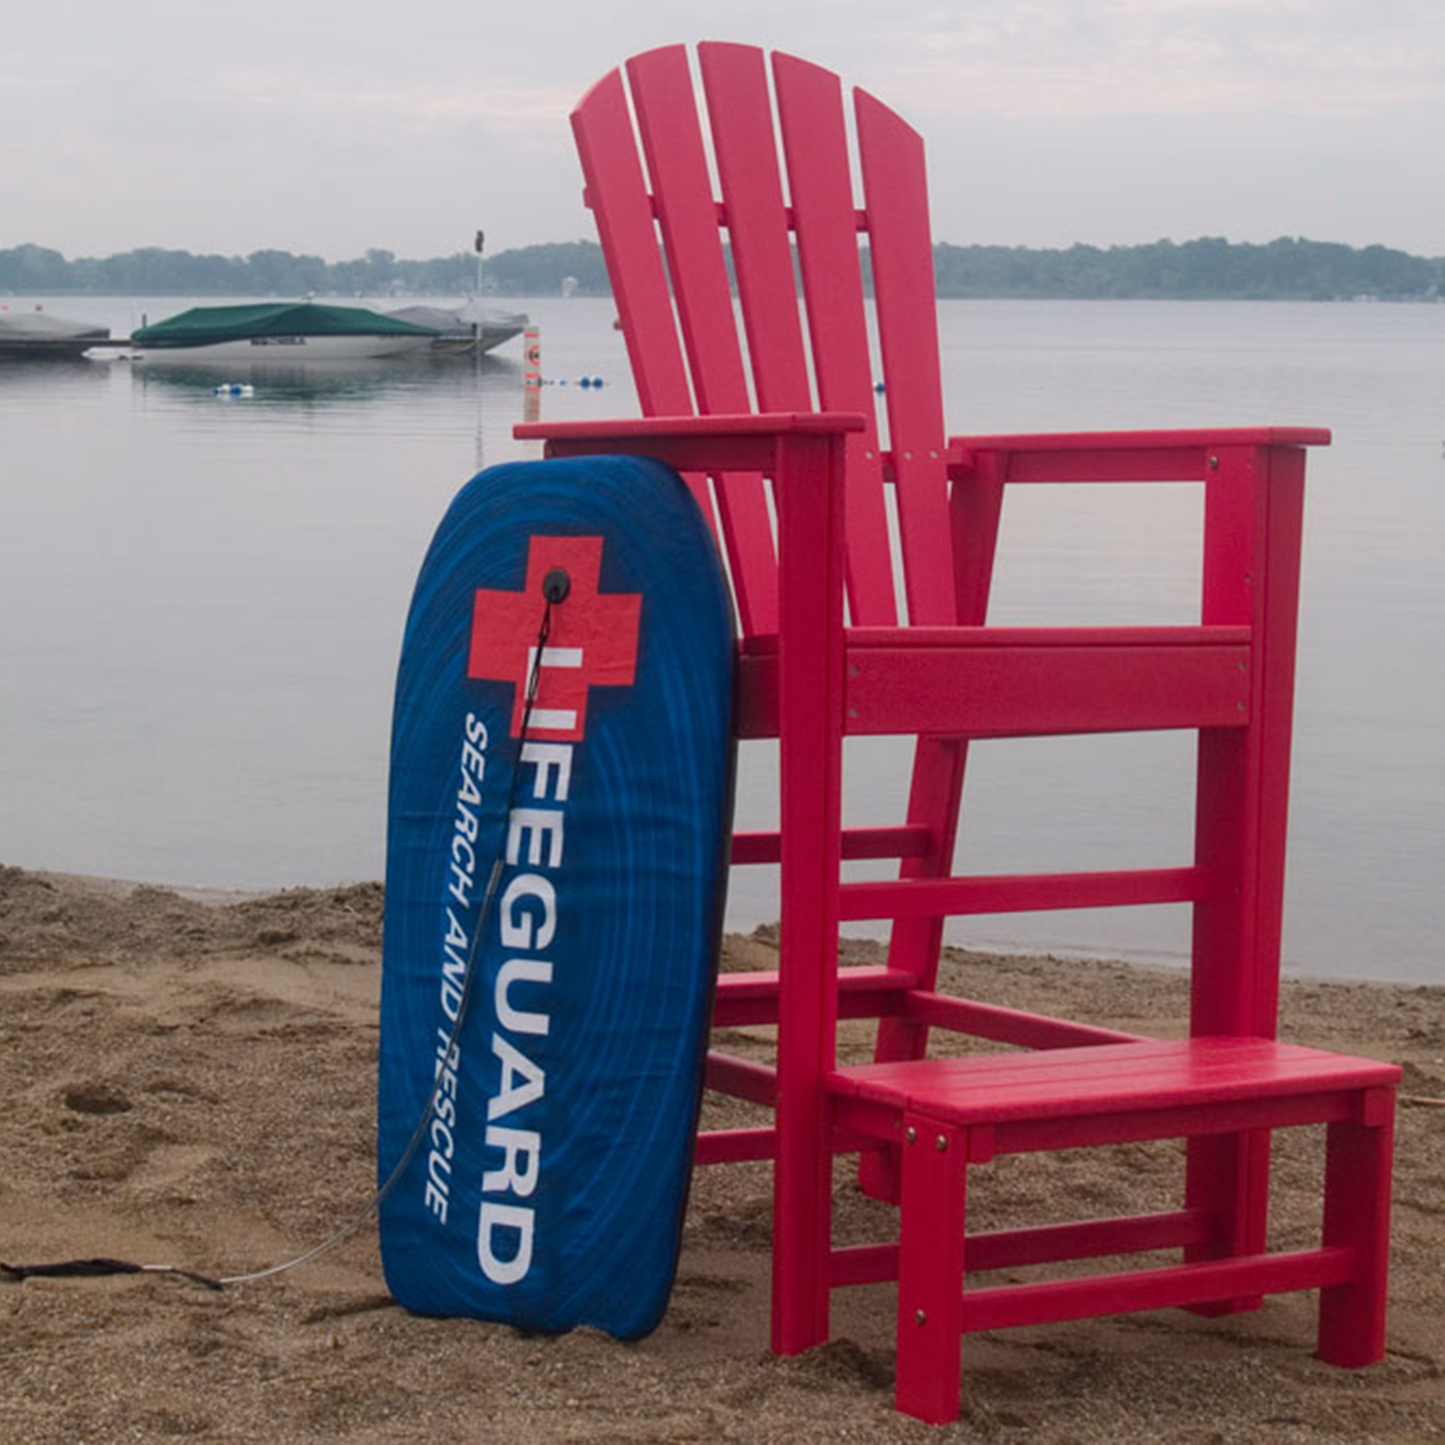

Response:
(828, 1037), (1401, 1127)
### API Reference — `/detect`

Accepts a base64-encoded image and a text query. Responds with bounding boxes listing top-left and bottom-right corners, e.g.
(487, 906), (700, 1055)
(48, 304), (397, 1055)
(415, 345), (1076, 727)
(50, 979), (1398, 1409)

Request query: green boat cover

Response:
(133, 302), (438, 347)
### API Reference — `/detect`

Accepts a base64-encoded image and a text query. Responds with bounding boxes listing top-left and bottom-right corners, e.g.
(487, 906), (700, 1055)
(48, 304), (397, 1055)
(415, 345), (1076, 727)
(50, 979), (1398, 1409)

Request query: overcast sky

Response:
(4, 1), (1442, 261)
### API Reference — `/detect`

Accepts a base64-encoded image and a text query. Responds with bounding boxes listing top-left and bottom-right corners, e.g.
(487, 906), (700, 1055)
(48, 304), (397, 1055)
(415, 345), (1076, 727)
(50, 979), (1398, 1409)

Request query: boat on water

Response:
(0, 309), (110, 360)
(385, 302), (529, 356)
(130, 302), (438, 361)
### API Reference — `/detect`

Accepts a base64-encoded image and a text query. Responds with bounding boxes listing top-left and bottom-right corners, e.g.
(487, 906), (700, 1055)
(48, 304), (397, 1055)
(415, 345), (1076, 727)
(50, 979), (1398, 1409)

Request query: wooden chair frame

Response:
(515, 43), (1398, 1425)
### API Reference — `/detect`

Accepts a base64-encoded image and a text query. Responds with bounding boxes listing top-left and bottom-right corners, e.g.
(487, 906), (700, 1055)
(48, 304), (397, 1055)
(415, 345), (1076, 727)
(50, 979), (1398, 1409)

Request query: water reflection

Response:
(0, 356), (114, 392)
(129, 351), (521, 409)
(126, 351), (527, 478)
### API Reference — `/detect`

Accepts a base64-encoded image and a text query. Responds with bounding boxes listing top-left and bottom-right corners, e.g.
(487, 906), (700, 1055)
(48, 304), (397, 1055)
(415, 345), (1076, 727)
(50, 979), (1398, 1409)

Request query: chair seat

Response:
(828, 1037), (1401, 1128)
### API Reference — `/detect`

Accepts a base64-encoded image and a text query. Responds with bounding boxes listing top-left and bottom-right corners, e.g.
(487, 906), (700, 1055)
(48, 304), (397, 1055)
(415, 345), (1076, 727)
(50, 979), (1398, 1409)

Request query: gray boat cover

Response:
(386, 304), (529, 339)
(0, 311), (109, 340)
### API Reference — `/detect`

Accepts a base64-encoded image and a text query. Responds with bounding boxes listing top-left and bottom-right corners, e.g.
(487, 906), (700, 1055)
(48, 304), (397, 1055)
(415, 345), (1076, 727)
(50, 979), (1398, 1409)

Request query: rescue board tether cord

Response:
(2, 583), (565, 1293)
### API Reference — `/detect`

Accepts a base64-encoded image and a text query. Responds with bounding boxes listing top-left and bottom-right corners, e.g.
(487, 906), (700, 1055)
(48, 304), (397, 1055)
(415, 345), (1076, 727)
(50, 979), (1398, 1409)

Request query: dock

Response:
(0, 336), (130, 359)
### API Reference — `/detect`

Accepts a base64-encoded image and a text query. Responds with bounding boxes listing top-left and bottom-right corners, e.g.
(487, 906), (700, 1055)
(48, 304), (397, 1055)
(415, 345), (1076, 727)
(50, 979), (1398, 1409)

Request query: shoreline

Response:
(1, 865), (1441, 1442)
(18, 864), (1435, 990)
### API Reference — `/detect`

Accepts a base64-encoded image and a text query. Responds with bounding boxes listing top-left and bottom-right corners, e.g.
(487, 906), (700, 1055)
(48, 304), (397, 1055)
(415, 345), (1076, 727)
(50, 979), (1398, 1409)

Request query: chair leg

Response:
(771, 1087), (834, 1355)
(896, 1116), (966, 1425)
(771, 427), (847, 1358)
(860, 735), (970, 1205)
(1184, 1129), (1269, 1315)
(1318, 1095), (1395, 1367)
(860, 465), (1006, 1211)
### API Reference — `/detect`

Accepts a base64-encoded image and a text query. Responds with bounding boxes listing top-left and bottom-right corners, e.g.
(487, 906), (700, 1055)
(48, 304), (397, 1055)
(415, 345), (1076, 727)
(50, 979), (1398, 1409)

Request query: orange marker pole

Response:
(521, 327), (542, 422)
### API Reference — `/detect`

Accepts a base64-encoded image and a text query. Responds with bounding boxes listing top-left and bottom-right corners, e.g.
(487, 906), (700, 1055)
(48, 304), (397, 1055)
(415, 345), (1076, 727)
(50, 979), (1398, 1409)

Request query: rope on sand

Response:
(0, 1259), (222, 1290)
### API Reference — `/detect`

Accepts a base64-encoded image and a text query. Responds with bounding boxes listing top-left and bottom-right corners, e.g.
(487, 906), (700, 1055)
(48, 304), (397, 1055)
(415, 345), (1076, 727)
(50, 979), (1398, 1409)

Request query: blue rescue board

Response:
(378, 455), (735, 1340)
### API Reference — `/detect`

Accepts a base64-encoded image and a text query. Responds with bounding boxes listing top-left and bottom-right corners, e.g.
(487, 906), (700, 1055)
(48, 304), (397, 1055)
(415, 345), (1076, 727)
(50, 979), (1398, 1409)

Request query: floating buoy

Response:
(214, 383), (254, 398)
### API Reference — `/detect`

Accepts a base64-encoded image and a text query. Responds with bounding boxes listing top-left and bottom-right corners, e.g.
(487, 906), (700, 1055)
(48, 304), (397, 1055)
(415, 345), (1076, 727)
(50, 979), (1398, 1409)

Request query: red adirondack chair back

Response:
(572, 41), (956, 634)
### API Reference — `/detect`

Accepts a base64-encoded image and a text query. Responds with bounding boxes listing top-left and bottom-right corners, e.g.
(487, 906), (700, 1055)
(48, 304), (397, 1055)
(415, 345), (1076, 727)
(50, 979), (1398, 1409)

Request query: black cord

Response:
(1, 1258), (223, 1291)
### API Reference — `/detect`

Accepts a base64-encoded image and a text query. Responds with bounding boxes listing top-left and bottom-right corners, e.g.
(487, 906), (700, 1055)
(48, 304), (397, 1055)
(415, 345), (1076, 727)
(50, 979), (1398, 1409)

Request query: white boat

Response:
(385, 302), (529, 356)
(130, 302), (438, 362)
(0, 309), (110, 359)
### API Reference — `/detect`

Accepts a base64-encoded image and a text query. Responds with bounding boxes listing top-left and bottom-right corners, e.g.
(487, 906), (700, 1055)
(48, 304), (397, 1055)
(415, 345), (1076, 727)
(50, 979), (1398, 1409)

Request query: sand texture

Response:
(1, 865), (1441, 1442)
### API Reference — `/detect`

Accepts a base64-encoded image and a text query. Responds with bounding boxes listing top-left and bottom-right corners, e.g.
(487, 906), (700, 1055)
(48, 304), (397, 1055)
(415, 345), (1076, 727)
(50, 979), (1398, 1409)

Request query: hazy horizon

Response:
(6, 231), (1443, 268)
(4, 3), (1442, 263)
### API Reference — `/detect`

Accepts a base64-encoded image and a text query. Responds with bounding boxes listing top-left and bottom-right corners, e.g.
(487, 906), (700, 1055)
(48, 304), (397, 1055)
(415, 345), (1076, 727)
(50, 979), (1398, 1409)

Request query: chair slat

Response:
(627, 46), (751, 414)
(571, 68), (693, 422)
(570, 71), (726, 546)
(697, 40), (810, 635)
(773, 51), (897, 625)
(699, 43), (814, 413)
(855, 88), (954, 625)
(625, 45), (779, 634)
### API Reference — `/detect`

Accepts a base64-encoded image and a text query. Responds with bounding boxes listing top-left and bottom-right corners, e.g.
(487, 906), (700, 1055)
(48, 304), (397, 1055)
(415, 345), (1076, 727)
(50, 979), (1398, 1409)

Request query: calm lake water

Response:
(2, 295), (1441, 984)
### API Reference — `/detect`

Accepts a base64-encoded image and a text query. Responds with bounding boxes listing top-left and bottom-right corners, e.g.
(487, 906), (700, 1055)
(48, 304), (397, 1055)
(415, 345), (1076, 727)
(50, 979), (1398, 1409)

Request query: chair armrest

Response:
(516, 410), (867, 475)
(945, 426), (1330, 484)
(951, 427), (1330, 452)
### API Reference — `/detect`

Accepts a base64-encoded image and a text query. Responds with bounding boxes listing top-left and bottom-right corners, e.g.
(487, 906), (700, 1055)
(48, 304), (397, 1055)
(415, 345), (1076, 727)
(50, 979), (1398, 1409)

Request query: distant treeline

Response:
(3, 236), (1440, 301)
(931, 237), (1441, 300)
(0, 241), (609, 299)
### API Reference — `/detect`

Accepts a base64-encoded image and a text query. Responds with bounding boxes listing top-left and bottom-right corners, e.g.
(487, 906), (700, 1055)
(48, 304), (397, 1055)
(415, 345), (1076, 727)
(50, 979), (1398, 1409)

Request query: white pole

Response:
(473, 229), (486, 349)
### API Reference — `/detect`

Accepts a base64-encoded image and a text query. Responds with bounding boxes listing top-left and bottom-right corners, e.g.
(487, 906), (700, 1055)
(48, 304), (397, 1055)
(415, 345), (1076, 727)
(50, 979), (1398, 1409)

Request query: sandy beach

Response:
(1, 864), (1440, 1442)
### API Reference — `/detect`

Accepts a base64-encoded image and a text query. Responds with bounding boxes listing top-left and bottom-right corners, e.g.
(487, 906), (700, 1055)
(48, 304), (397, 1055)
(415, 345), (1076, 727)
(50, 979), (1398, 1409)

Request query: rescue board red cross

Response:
(468, 535), (641, 741)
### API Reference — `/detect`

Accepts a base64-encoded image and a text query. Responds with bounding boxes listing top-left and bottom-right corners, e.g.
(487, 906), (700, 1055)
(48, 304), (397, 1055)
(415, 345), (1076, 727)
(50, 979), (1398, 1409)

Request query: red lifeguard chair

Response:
(517, 43), (1399, 1423)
